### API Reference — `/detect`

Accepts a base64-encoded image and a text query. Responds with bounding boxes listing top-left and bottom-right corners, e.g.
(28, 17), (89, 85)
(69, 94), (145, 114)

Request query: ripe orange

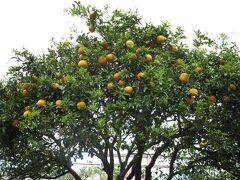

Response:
(11, 119), (19, 127)
(188, 88), (198, 96)
(22, 89), (29, 96)
(37, 99), (46, 107)
(136, 48), (142, 53)
(126, 40), (134, 48)
(186, 96), (194, 105)
(156, 35), (166, 43)
(208, 95), (216, 103)
(175, 59), (184, 65)
(179, 73), (189, 83)
(195, 67), (204, 73)
(79, 47), (86, 55)
(78, 60), (88, 68)
(113, 72), (121, 80)
(118, 79), (126, 87)
(80, 54), (87, 60)
(222, 95), (230, 103)
(55, 100), (62, 107)
(51, 83), (60, 90)
(101, 41), (109, 49)
(130, 53), (137, 60)
(63, 75), (71, 84)
(77, 101), (86, 109)
(199, 139), (208, 148)
(145, 54), (153, 62)
(98, 56), (107, 65)
(63, 40), (71, 46)
(136, 72), (144, 80)
(121, 69), (129, 74)
(107, 82), (113, 89)
(124, 86), (133, 94)
(106, 53), (116, 62)
(23, 110), (31, 117)
(89, 11), (96, 20)
(24, 106), (30, 111)
(89, 25), (95, 32)
(229, 83), (237, 91)
(23, 83), (31, 89)
(171, 44), (178, 52)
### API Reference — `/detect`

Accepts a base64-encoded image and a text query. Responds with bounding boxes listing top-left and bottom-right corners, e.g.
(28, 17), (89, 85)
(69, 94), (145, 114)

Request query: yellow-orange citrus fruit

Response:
(77, 101), (86, 109)
(175, 59), (184, 65)
(37, 99), (46, 107)
(51, 83), (60, 89)
(78, 60), (88, 68)
(79, 47), (86, 55)
(126, 40), (134, 48)
(156, 35), (166, 43)
(11, 119), (19, 127)
(136, 72), (144, 80)
(124, 86), (133, 94)
(113, 72), (121, 80)
(107, 82), (113, 89)
(89, 25), (95, 33)
(63, 75), (71, 84)
(24, 106), (30, 111)
(106, 53), (116, 62)
(22, 89), (29, 96)
(186, 96), (194, 105)
(98, 56), (107, 65)
(118, 79), (126, 87)
(179, 73), (189, 83)
(101, 41), (109, 49)
(145, 54), (153, 62)
(222, 95), (230, 103)
(55, 100), (62, 107)
(63, 40), (71, 46)
(130, 53), (137, 60)
(80, 54), (87, 60)
(121, 69), (129, 74)
(229, 83), (237, 91)
(23, 83), (31, 89)
(208, 95), (217, 103)
(199, 140), (208, 148)
(195, 67), (204, 73)
(89, 11), (96, 20)
(171, 44), (178, 52)
(23, 110), (31, 117)
(188, 88), (198, 96)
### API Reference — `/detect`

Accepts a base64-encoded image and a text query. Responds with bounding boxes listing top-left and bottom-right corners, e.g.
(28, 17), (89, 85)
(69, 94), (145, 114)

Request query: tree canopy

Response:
(0, 1), (239, 180)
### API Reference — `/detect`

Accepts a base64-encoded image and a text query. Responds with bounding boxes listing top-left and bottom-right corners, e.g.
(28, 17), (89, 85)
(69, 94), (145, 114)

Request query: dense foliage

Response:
(0, 1), (239, 179)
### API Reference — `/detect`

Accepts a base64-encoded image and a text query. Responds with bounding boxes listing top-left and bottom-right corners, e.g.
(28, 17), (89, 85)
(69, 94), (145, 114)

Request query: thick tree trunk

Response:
(105, 163), (114, 180)
(134, 149), (143, 180)
(68, 167), (82, 180)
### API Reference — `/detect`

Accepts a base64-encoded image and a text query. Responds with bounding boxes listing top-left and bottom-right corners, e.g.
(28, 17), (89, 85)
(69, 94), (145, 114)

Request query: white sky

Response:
(1, 0), (240, 78)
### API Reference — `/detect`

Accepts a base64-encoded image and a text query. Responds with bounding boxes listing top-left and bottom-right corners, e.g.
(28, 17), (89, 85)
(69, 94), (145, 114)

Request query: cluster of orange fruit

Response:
(178, 71), (237, 105)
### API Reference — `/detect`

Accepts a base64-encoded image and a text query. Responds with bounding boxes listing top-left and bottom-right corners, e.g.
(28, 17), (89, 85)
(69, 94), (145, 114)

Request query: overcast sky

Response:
(0, 0), (240, 78)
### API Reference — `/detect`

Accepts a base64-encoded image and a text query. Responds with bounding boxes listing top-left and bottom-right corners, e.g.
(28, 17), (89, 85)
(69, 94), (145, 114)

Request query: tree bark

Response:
(134, 148), (143, 180)
(67, 166), (82, 180)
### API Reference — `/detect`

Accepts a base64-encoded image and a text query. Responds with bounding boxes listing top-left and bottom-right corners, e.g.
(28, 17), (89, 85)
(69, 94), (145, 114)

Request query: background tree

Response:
(0, 1), (239, 180)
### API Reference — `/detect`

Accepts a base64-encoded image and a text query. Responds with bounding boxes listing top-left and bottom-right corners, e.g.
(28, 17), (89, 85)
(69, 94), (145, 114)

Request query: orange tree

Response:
(0, 2), (240, 179)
